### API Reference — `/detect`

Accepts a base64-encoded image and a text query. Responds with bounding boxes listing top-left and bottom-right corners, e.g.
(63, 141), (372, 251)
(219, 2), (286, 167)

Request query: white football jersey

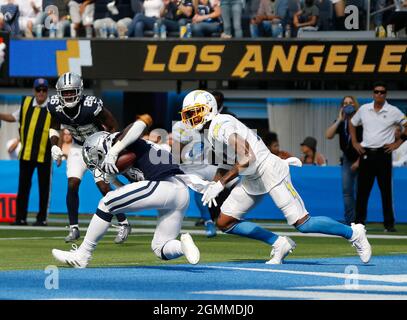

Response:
(206, 114), (289, 194)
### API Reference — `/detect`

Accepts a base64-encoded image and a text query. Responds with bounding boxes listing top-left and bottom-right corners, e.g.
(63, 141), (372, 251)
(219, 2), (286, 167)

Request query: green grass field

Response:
(1, 214), (406, 271)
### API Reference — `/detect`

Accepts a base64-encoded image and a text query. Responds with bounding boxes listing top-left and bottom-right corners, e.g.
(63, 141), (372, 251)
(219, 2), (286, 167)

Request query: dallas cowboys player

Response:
(180, 90), (372, 264)
(47, 72), (132, 244)
(51, 120), (200, 268)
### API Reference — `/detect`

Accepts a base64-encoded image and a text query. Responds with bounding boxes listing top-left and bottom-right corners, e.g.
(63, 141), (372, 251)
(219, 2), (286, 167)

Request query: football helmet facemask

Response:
(181, 90), (218, 131)
(82, 131), (118, 178)
(56, 72), (84, 108)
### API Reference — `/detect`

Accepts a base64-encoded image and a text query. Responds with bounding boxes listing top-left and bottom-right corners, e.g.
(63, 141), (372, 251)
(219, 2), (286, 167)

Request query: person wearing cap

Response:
(325, 96), (362, 225)
(349, 81), (407, 232)
(300, 136), (326, 166)
(0, 78), (52, 226)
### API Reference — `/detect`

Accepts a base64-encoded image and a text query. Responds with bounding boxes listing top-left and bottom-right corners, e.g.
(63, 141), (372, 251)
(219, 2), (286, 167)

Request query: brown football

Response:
(116, 150), (137, 172)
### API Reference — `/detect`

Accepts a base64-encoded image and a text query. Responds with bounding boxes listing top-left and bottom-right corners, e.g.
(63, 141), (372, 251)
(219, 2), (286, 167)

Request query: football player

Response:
(172, 115), (238, 237)
(179, 90), (372, 264)
(48, 72), (133, 244)
(51, 121), (200, 268)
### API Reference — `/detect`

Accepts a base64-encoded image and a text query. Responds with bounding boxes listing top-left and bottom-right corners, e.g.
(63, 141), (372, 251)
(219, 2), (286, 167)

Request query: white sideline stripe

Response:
(294, 285), (407, 292)
(192, 289), (407, 300)
(1, 225), (406, 239)
(205, 266), (407, 283)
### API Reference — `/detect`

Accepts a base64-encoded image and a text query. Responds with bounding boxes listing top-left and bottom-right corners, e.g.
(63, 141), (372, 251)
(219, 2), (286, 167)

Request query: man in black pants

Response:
(0, 78), (52, 226)
(349, 82), (407, 232)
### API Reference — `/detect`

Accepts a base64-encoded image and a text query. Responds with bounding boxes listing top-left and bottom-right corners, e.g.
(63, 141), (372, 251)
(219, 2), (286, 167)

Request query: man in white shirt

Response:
(350, 81), (407, 232)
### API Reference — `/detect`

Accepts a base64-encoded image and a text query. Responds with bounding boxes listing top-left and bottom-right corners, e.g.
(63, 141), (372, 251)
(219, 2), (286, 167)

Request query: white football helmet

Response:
(56, 72), (83, 108)
(82, 131), (118, 177)
(181, 90), (218, 130)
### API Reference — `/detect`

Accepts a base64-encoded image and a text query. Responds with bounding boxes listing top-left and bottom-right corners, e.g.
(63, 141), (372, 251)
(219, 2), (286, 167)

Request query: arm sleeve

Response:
(351, 109), (362, 126)
(212, 120), (237, 145)
(12, 109), (20, 122)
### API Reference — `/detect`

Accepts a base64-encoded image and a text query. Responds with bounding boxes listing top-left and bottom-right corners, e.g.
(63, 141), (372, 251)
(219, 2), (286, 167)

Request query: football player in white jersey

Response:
(180, 90), (372, 264)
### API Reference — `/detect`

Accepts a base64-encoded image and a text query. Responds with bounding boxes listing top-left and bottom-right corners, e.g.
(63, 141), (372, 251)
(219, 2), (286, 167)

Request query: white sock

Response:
(70, 224), (79, 229)
(120, 219), (129, 225)
(79, 214), (110, 255)
(162, 239), (183, 260)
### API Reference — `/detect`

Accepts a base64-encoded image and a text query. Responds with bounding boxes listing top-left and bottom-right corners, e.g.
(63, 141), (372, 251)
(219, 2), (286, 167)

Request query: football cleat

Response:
(204, 220), (217, 238)
(52, 244), (91, 269)
(180, 233), (200, 265)
(114, 223), (132, 244)
(65, 226), (80, 243)
(266, 236), (296, 265)
(350, 223), (372, 263)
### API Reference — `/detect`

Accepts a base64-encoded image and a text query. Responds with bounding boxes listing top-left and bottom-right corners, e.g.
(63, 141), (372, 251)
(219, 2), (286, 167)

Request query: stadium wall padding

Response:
(0, 160), (406, 223)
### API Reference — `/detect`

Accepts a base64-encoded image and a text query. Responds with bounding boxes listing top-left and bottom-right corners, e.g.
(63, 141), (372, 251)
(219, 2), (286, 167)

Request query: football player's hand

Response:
(101, 151), (119, 174)
(51, 145), (63, 162)
(102, 172), (116, 184)
(202, 181), (224, 208)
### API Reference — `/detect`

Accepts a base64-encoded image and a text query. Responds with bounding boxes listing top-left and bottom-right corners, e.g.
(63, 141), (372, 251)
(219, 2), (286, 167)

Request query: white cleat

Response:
(350, 223), (372, 263)
(266, 236), (296, 265)
(180, 233), (200, 265)
(52, 244), (91, 269)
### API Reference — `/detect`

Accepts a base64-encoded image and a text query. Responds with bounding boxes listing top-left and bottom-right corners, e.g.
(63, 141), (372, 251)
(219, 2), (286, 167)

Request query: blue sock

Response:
(194, 191), (212, 222)
(296, 216), (353, 239)
(225, 221), (279, 245)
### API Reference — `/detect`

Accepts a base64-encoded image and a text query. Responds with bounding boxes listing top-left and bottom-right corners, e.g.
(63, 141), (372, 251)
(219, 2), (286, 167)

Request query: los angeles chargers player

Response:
(47, 72), (132, 244)
(180, 90), (372, 264)
(172, 116), (239, 237)
(51, 119), (200, 268)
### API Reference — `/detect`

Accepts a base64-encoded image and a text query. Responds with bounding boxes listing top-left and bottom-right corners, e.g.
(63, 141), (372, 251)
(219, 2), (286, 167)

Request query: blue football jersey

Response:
(48, 94), (105, 145)
(125, 139), (183, 181)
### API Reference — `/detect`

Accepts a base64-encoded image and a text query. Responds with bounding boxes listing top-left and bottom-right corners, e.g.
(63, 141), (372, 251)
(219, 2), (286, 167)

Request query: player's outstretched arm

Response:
(0, 112), (17, 123)
(202, 133), (256, 207)
(101, 114), (153, 174)
(97, 106), (119, 133)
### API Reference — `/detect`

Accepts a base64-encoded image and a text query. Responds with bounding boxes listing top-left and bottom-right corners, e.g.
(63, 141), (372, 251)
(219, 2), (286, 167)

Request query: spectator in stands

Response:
(0, 78), (52, 226)
(158, 0), (193, 35)
(293, 0), (319, 37)
(300, 136), (326, 166)
(220, 0), (243, 38)
(393, 124), (407, 167)
(250, 0), (288, 38)
(68, 0), (95, 38)
(349, 81), (407, 232)
(34, 0), (71, 38)
(0, 0), (20, 36)
(189, 0), (222, 37)
(325, 96), (361, 225)
(15, 0), (42, 38)
(263, 131), (293, 160)
(240, 0), (260, 37)
(372, 0), (387, 37)
(93, 0), (133, 38)
(126, 0), (163, 37)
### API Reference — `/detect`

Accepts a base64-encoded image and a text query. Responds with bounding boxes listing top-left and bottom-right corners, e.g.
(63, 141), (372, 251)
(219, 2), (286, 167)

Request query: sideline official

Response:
(349, 82), (407, 232)
(0, 79), (52, 226)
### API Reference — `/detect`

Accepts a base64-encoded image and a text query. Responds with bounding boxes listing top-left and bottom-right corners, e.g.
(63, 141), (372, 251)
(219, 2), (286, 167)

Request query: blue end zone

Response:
(1, 255), (407, 300)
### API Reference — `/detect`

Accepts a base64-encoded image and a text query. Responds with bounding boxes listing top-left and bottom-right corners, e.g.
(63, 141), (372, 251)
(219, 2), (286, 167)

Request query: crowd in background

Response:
(1, 0), (406, 39)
